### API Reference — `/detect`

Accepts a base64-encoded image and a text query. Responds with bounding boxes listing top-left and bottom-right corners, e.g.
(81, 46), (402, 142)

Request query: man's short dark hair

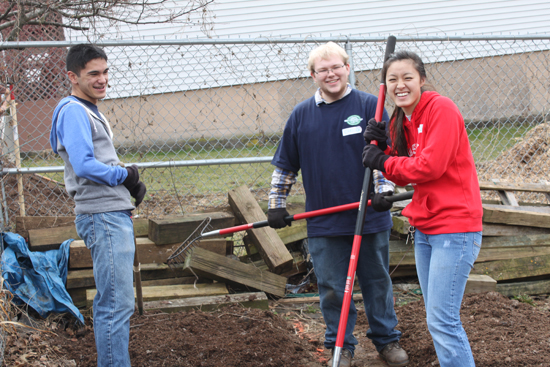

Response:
(66, 44), (108, 76)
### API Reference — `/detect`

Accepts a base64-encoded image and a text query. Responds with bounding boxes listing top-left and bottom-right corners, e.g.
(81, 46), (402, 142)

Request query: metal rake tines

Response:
(166, 217), (213, 268)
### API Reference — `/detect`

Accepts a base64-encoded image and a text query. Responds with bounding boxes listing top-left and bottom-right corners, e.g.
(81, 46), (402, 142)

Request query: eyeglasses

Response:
(314, 64), (346, 76)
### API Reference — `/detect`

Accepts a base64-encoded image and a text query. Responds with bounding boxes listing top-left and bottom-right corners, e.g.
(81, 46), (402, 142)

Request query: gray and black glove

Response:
(122, 165), (140, 190)
(129, 181), (147, 207)
(267, 208), (292, 229)
(364, 118), (388, 151)
(371, 191), (393, 212)
(122, 165), (146, 207)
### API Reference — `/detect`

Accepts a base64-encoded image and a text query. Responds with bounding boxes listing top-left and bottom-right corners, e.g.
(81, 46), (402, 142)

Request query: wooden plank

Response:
(276, 294), (363, 304)
(482, 205), (550, 228)
(68, 288), (87, 309)
(28, 226), (80, 251)
(388, 235), (550, 268)
(471, 254), (550, 281)
(184, 246), (287, 297)
(228, 185), (293, 274)
(496, 191), (519, 206)
(496, 279), (550, 297)
(389, 265), (417, 279)
(69, 237), (229, 269)
(148, 212), (235, 245)
(482, 223), (550, 236)
(245, 251), (307, 278)
(242, 234), (259, 256)
(389, 239), (415, 266)
(67, 266), (210, 289)
(275, 220), (307, 245)
(143, 292), (269, 313)
(476, 246), (550, 263)
(132, 218), (149, 237)
(478, 181), (550, 193)
(464, 274), (497, 293)
(86, 283), (229, 307)
(391, 216), (411, 236)
(484, 204), (550, 214)
(490, 179), (519, 206)
(139, 277), (212, 287)
(277, 272), (492, 303)
(26, 218), (148, 251)
(481, 234), (550, 249)
(16, 216), (75, 240)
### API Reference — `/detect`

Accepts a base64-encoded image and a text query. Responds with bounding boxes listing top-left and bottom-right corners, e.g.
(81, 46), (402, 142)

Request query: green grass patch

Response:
(468, 125), (530, 163)
(25, 144), (303, 204)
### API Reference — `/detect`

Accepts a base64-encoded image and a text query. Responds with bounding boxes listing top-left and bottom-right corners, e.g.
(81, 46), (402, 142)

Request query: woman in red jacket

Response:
(362, 50), (483, 367)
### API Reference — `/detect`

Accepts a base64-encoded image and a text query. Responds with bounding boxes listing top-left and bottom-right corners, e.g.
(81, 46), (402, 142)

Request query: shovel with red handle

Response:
(332, 35), (397, 367)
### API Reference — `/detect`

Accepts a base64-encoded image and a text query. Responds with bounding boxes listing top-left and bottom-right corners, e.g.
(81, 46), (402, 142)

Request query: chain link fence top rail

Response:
(0, 35), (549, 227)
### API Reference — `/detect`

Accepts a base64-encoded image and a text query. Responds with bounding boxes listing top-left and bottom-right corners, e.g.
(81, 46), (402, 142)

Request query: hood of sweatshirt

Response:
(50, 96), (78, 154)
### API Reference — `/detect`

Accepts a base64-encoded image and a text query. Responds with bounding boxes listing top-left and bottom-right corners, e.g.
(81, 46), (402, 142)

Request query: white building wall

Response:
(67, 0), (550, 41)
(64, 0), (550, 98)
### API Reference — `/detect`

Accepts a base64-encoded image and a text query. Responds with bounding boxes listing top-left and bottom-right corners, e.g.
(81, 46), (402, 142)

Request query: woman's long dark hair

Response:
(382, 51), (433, 157)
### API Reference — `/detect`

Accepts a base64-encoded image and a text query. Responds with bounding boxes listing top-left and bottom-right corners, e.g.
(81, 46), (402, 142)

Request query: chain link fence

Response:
(0, 35), (549, 228)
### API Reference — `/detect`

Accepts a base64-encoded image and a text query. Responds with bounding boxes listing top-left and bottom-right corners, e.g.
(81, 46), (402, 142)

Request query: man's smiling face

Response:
(311, 54), (350, 103)
(68, 58), (109, 105)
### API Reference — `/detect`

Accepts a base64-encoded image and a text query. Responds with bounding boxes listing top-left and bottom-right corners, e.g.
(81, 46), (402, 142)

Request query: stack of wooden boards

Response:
(14, 185), (312, 312)
(14, 181), (550, 312)
(391, 180), (550, 297)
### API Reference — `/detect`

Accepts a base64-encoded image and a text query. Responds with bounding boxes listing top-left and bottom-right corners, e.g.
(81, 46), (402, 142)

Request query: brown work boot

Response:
(327, 348), (353, 367)
(379, 341), (409, 367)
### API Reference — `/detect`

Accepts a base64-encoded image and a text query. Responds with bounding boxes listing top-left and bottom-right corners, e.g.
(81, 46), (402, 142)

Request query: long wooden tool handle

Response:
(133, 235), (144, 315)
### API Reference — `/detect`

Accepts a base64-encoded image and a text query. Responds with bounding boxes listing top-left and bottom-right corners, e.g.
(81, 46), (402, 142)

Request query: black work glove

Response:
(362, 144), (390, 172)
(267, 208), (292, 229)
(371, 191), (394, 212)
(129, 181), (147, 207)
(364, 118), (388, 151)
(122, 165), (140, 191)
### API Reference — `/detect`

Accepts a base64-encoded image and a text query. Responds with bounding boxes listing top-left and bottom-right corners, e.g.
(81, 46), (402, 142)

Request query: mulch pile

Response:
(477, 122), (550, 203)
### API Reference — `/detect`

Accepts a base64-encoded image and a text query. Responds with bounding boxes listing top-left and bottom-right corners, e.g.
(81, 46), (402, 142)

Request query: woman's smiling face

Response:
(386, 59), (426, 116)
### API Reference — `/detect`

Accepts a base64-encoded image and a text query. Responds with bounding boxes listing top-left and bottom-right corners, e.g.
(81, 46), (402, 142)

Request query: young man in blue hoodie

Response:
(50, 44), (146, 367)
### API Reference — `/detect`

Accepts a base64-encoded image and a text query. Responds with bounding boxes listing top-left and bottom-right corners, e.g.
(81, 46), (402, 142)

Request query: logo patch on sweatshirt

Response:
(418, 124), (423, 133)
(345, 115), (363, 126)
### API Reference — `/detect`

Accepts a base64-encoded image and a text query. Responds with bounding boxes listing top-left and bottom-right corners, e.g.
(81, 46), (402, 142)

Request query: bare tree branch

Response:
(0, 0), (214, 41)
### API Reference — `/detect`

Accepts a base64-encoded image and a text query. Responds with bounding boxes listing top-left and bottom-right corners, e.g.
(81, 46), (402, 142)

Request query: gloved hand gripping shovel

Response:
(166, 189), (412, 268)
(332, 35), (397, 367)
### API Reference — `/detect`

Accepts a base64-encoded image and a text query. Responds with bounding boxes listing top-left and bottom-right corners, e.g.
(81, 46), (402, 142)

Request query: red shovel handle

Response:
(332, 35), (396, 367)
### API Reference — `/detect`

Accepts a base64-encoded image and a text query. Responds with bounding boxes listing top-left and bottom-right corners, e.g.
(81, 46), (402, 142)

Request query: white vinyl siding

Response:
(67, 0), (550, 41)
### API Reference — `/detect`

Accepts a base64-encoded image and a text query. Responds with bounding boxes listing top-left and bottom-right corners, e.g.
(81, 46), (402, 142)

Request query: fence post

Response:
(6, 86), (25, 217)
(345, 40), (355, 89)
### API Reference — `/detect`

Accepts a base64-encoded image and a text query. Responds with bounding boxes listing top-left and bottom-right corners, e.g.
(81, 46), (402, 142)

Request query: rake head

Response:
(166, 217), (213, 269)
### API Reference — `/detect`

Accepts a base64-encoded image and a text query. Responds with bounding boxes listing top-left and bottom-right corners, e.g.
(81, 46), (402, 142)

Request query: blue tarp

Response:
(1, 232), (84, 323)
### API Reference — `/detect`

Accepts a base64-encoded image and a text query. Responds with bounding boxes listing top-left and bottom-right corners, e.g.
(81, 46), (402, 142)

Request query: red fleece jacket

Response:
(383, 91), (483, 234)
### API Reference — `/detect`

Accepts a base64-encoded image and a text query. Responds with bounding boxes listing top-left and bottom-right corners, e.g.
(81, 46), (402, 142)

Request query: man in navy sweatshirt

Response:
(50, 44), (146, 367)
(268, 42), (409, 367)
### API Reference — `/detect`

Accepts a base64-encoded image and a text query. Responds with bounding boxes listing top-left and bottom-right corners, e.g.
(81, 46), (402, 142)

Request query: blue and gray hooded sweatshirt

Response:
(50, 96), (134, 214)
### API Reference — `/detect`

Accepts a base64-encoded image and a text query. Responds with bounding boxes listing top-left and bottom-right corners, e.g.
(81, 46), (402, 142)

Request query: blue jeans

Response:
(308, 230), (401, 355)
(414, 230), (482, 367)
(75, 211), (135, 367)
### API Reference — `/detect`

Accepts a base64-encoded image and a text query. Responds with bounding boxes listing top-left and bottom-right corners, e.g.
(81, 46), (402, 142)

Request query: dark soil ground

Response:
(4, 291), (550, 367)
(2, 169), (550, 366)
